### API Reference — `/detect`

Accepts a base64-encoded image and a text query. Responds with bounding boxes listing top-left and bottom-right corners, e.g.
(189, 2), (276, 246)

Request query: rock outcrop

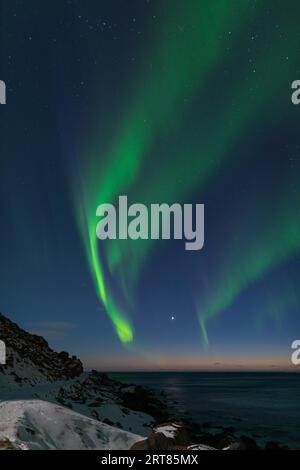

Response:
(0, 313), (163, 436)
(0, 313), (83, 386)
(131, 422), (192, 450)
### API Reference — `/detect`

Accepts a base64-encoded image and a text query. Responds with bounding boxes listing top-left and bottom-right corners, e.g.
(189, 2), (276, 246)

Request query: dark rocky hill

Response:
(0, 313), (83, 386)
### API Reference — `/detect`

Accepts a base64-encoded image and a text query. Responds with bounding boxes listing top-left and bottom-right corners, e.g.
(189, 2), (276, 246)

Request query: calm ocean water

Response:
(109, 372), (300, 449)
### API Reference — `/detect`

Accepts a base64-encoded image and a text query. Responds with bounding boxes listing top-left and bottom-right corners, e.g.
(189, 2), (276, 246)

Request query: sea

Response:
(109, 372), (300, 449)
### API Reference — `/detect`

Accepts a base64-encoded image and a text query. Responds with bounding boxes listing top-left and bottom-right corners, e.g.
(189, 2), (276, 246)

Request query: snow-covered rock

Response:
(0, 313), (173, 448)
(188, 444), (217, 451)
(0, 313), (161, 437)
(0, 400), (143, 450)
(154, 423), (183, 439)
(131, 422), (190, 450)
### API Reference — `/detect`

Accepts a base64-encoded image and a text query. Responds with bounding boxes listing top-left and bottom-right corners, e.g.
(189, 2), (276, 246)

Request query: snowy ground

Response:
(0, 400), (143, 450)
(0, 375), (153, 437)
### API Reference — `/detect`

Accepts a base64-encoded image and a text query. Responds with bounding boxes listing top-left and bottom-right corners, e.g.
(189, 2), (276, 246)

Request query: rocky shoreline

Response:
(0, 313), (290, 450)
(127, 386), (289, 450)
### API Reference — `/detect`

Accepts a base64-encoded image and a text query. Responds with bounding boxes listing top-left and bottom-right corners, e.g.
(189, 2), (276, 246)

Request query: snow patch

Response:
(154, 423), (182, 438)
(0, 400), (143, 450)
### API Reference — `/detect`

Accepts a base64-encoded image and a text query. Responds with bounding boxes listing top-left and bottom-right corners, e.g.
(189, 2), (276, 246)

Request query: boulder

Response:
(131, 422), (190, 450)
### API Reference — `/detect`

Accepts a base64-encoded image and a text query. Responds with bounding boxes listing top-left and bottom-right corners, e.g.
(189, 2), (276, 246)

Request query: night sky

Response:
(0, 0), (300, 370)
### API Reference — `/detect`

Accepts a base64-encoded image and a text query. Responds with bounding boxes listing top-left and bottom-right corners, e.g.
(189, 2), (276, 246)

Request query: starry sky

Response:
(0, 0), (300, 371)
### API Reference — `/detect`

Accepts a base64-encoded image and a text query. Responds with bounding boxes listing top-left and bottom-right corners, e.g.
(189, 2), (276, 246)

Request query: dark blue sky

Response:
(0, 0), (300, 370)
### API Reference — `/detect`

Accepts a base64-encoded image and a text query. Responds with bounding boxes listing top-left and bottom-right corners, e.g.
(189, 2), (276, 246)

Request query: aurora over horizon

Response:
(1, 0), (300, 371)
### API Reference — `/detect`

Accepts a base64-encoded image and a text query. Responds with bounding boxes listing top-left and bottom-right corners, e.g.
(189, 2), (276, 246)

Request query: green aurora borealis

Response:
(74, 0), (300, 349)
